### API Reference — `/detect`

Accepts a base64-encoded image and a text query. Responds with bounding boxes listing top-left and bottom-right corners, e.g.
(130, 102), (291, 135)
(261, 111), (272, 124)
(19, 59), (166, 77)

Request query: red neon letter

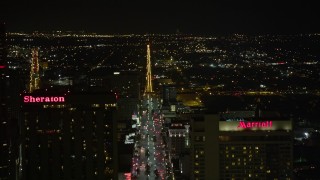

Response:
(59, 97), (65, 102)
(30, 96), (35, 102)
(24, 96), (29, 102)
(237, 121), (246, 128)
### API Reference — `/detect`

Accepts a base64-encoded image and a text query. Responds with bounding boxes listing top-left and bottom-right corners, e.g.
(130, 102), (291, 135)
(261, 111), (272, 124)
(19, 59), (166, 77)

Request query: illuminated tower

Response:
(29, 48), (40, 92)
(145, 44), (153, 93)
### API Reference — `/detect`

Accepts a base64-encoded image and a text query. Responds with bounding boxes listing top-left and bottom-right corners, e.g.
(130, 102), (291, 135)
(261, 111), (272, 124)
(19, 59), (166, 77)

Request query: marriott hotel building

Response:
(21, 90), (118, 180)
(191, 115), (293, 180)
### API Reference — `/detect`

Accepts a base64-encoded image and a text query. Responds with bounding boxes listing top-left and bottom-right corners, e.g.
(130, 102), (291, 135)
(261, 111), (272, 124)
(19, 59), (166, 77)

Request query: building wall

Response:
(0, 22), (6, 65)
(191, 114), (219, 180)
(0, 22), (8, 180)
(169, 134), (185, 157)
(0, 22), (22, 180)
(162, 85), (177, 105)
(205, 115), (220, 180)
(22, 93), (117, 180)
(116, 98), (139, 122)
(191, 115), (293, 180)
(218, 131), (293, 179)
(88, 71), (140, 98)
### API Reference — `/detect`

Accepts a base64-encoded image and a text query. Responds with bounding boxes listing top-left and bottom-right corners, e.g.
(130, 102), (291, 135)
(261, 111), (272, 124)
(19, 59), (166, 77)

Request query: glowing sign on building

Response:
(124, 173), (131, 180)
(24, 95), (65, 103)
(219, 121), (292, 131)
(237, 121), (272, 129)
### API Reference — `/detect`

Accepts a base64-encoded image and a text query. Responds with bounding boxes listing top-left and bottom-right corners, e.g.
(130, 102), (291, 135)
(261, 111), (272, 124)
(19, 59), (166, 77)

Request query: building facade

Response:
(191, 115), (293, 180)
(0, 22), (23, 180)
(0, 21), (10, 180)
(162, 85), (177, 106)
(21, 91), (118, 180)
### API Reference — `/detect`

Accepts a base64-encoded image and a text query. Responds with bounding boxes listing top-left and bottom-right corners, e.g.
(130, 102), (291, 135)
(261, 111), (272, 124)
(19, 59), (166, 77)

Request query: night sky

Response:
(1, 0), (319, 34)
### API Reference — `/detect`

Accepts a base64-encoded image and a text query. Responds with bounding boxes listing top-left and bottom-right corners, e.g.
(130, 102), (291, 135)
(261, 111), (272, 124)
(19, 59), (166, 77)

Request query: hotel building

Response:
(21, 90), (118, 180)
(191, 115), (293, 180)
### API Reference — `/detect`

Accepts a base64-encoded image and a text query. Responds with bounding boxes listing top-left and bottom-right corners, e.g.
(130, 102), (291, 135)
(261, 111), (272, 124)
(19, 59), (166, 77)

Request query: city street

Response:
(132, 94), (167, 180)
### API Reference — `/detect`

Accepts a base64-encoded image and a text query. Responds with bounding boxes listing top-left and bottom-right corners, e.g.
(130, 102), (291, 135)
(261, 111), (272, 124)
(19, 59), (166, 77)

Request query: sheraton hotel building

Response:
(20, 90), (118, 180)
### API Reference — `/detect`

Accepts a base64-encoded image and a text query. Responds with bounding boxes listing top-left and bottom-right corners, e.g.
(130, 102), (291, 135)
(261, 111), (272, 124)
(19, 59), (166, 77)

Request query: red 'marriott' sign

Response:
(237, 121), (272, 129)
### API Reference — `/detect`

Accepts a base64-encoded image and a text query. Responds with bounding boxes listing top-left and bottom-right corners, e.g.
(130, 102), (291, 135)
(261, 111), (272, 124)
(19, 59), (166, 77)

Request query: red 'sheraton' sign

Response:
(24, 95), (65, 103)
(237, 121), (272, 129)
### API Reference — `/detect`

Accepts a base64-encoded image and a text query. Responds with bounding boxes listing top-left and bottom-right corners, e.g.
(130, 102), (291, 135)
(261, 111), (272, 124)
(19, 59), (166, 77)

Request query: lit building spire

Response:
(145, 44), (153, 93)
(29, 48), (40, 92)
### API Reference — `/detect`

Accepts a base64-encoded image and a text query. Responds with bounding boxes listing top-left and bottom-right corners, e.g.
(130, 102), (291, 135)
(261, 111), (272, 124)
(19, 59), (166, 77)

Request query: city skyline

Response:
(2, 6), (320, 178)
(2, 0), (320, 34)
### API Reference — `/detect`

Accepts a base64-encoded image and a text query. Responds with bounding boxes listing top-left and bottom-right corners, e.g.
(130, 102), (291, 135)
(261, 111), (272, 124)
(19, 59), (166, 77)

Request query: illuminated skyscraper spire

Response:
(145, 44), (153, 93)
(29, 48), (40, 92)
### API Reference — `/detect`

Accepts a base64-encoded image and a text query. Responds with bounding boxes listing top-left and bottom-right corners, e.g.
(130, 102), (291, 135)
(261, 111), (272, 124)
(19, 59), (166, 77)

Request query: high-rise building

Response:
(87, 70), (141, 99)
(1, 21), (23, 180)
(0, 22), (6, 66)
(21, 90), (118, 180)
(0, 20), (9, 180)
(167, 120), (191, 179)
(162, 85), (177, 106)
(29, 48), (40, 92)
(116, 98), (139, 142)
(168, 121), (190, 157)
(191, 115), (293, 179)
